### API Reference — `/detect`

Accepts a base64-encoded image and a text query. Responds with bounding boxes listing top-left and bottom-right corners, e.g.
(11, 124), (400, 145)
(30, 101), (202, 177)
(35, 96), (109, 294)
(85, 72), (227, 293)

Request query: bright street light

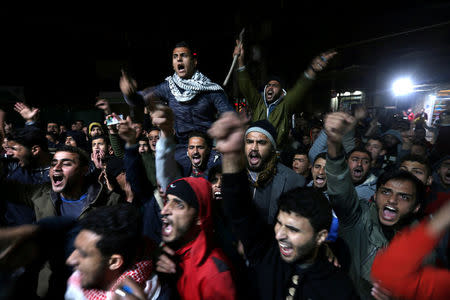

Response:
(392, 77), (414, 96)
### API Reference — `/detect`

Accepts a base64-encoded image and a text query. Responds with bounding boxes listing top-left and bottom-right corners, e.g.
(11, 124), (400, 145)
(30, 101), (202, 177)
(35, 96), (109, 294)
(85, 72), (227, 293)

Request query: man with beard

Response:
(2, 126), (52, 226)
(233, 40), (336, 148)
(347, 147), (378, 200)
(324, 111), (426, 299)
(207, 111), (358, 300)
(157, 176), (237, 299)
(244, 119), (305, 225)
(120, 41), (233, 173)
(306, 152), (339, 242)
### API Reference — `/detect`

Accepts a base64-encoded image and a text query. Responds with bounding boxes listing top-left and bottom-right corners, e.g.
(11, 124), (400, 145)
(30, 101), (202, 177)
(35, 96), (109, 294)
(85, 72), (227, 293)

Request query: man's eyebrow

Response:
(52, 158), (75, 163)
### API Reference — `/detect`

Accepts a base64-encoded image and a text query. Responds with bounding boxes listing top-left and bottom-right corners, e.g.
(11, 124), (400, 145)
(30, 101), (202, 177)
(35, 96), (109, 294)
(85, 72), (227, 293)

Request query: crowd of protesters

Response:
(0, 39), (448, 300)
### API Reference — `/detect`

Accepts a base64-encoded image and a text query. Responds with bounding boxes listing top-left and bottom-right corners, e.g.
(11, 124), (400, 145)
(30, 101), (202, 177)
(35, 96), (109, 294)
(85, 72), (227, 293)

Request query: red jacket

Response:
(173, 177), (236, 300)
(371, 221), (450, 300)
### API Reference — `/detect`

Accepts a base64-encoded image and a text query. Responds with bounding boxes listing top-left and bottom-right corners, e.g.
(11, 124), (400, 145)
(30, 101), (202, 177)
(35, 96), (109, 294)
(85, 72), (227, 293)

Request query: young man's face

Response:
(274, 210), (325, 264)
(400, 160), (431, 185)
(65, 136), (77, 147)
(147, 130), (160, 152)
(138, 140), (150, 154)
(90, 126), (102, 137)
(437, 159), (450, 188)
(265, 80), (282, 104)
(50, 151), (86, 195)
(9, 141), (32, 167)
(310, 128), (321, 142)
(311, 157), (327, 189)
(172, 47), (197, 79)
(374, 179), (419, 226)
(92, 138), (108, 154)
(75, 121), (84, 131)
(292, 154), (310, 176)
(348, 151), (371, 184)
(161, 194), (199, 245)
(210, 172), (222, 201)
(245, 132), (273, 172)
(383, 134), (400, 149)
(365, 139), (385, 161)
(410, 144), (427, 157)
(187, 137), (209, 169)
(66, 229), (110, 290)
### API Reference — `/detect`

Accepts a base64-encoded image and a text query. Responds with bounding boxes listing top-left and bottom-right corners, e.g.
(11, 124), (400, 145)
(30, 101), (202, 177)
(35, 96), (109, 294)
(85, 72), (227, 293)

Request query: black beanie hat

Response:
(166, 179), (199, 210)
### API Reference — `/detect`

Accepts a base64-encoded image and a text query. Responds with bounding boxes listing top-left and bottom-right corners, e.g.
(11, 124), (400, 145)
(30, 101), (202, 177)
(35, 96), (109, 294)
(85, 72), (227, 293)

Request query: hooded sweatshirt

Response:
(170, 177), (236, 300)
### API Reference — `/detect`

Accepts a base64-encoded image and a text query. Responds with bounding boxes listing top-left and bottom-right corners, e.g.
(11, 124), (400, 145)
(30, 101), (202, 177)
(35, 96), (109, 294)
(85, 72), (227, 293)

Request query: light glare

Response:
(392, 78), (414, 96)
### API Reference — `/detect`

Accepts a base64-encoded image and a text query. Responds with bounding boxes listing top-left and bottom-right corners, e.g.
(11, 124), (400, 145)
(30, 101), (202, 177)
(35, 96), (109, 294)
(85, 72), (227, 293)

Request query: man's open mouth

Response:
(177, 64), (185, 72)
(249, 152), (261, 165)
(382, 205), (398, 221)
(52, 175), (64, 186)
(161, 218), (173, 237)
(278, 241), (293, 256)
(315, 175), (326, 185)
(352, 167), (363, 178)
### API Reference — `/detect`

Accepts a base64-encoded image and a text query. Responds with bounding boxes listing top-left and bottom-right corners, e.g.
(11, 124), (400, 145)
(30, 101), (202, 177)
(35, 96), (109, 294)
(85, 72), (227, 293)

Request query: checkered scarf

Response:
(165, 71), (223, 102)
(66, 260), (152, 300)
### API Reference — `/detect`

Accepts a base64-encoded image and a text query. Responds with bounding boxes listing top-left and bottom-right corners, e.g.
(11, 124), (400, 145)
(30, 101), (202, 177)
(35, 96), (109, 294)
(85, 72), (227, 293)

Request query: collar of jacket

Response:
(50, 180), (105, 212)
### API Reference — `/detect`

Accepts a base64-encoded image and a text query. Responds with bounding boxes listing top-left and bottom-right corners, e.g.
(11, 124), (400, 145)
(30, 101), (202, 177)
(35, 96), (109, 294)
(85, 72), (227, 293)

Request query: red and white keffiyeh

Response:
(66, 260), (153, 300)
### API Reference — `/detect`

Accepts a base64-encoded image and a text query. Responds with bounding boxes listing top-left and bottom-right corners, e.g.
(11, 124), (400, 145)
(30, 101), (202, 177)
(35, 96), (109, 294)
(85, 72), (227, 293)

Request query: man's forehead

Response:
(188, 136), (206, 145)
(314, 158), (326, 166)
(92, 138), (106, 144)
(380, 179), (415, 194)
(54, 151), (79, 161)
(149, 130), (160, 136)
(349, 151), (370, 159)
(246, 131), (270, 141)
(294, 154), (307, 159)
(173, 47), (192, 56)
(401, 160), (426, 170)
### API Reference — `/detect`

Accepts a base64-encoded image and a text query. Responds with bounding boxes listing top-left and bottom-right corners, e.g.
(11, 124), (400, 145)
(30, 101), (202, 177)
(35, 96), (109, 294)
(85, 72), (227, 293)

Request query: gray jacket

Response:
(252, 163), (305, 225)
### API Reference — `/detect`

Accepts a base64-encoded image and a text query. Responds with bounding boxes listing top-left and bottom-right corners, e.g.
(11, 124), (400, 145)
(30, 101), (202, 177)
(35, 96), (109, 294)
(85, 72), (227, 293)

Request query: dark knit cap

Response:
(266, 74), (285, 89)
(245, 119), (278, 148)
(166, 179), (199, 210)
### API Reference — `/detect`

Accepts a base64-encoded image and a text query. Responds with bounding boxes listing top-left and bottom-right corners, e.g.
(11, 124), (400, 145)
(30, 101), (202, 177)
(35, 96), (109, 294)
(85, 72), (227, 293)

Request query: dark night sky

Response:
(0, 1), (449, 109)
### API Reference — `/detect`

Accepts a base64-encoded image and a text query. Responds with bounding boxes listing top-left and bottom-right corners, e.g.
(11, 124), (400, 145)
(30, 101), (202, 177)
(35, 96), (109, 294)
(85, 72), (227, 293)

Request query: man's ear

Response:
(315, 229), (328, 247)
(31, 145), (40, 156)
(108, 254), (124, 271)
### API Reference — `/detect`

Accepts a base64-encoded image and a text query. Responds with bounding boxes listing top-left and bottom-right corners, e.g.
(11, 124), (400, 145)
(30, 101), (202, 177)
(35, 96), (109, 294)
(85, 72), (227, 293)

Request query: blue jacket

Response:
(124, 80), (234, 145)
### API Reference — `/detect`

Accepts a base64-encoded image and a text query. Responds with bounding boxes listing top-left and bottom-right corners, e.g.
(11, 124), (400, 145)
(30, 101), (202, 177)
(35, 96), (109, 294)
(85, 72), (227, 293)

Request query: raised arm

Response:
(151, 105), (182, 192)
(324, 112), (361, 227)
(208, 112), (270, 263)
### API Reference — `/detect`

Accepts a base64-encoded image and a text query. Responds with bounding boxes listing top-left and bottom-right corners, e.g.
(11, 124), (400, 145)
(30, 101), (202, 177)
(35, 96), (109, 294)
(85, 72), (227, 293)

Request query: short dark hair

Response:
(91, 134), (110, 146)
(148, 126), (160, 133)
(137, 136), (149, 143)
(208, 163), (222, 183)
(347, 147), (372, 162)
(376, 170), (425, 207)
(278, 187), (332, 233)
(399, 154), (431, 177)
(313, 152), (327, 165)
(78, 204), (142, 269)
(56, 145), (90, 168)
(366, 136), (386, 150)
(173, 41), (196, 57)
(10, 127), (49, 152)
(187, 131), (211, 148)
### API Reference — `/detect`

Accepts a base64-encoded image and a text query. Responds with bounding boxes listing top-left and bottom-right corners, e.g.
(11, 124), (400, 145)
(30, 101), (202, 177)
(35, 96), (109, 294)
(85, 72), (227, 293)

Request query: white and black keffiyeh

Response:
(165, 71), (223, 102)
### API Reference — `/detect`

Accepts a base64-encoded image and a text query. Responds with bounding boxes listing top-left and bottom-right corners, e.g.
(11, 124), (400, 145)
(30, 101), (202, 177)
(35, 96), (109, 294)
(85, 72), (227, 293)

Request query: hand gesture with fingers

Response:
(118, 116), (137, 146)
(150, 105), (175, 138)
(120, 69), (138, 97)
(233, 39), (245, 67)
(324, 112), (356, 145)
(95, 98), (111, 115)
(305, 50), (338, 79)
(14, 102), (39, 122)
(156, 245), (177, 274)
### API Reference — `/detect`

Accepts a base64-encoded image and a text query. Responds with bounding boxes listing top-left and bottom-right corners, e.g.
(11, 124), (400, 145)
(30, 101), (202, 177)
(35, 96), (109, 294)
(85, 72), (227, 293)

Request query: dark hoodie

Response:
(223, 171), (358, 300)
(170, 177), (237, 300)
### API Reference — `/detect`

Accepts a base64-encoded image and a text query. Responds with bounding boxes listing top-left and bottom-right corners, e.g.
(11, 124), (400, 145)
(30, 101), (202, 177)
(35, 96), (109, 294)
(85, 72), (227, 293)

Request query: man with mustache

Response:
(207, 112), (358, 300)
(244, 119), (305, 225)
(347, 147), (378, 200)
(120, 41), (233, 174)
(324, 111), (427, 299)
(233, 41), (337, 148)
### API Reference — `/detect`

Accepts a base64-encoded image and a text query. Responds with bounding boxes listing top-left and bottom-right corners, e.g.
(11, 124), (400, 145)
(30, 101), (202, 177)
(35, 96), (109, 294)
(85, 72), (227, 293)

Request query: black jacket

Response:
(222, 171), (359, 300)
